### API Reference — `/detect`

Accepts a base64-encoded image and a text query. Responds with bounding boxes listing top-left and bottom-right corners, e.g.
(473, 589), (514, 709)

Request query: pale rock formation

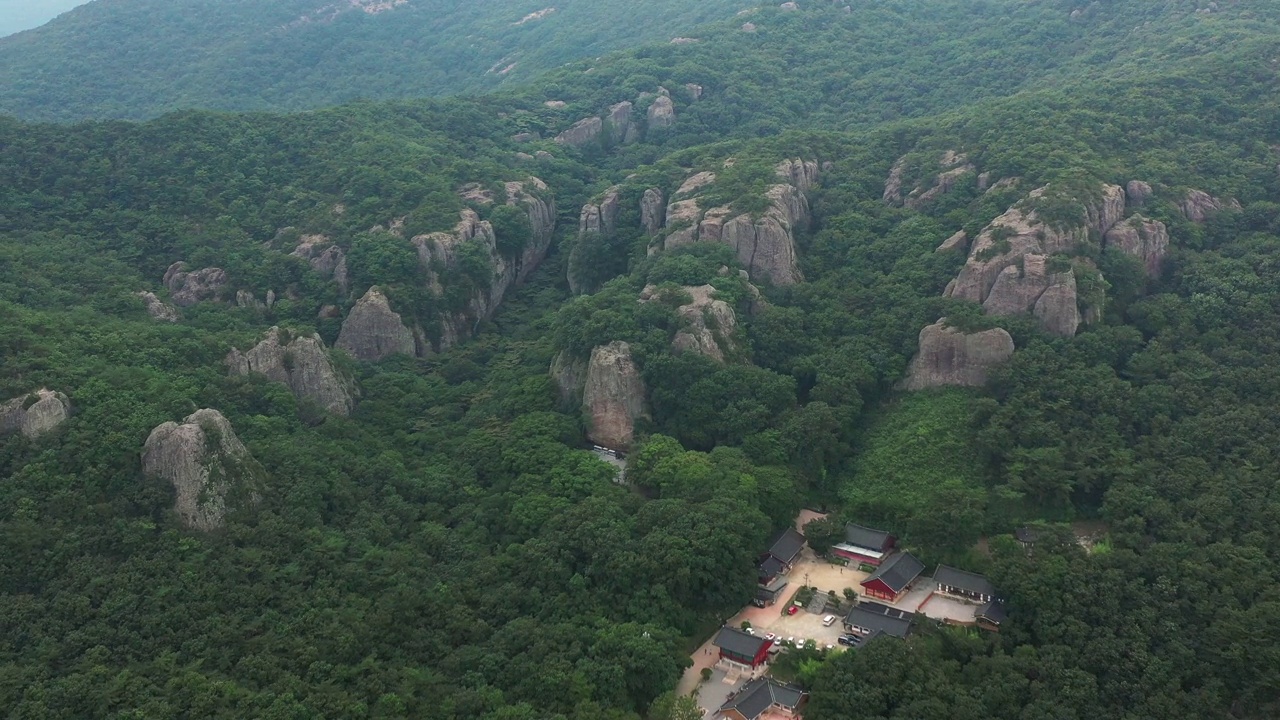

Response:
(335, 286), (417, 361)
(780, 1), (799, 9)
(0, 389), (71, 439)
(163, 262), (228, 307)
(776, 158), (820, 193)
(663, 199), (704, 249)
(982, 256), (1080, 338)
(647, 95), (676, 131)
(742, 22), (758, 32)
(1180, 189), (1241, 222)
(291, 235), (350, 293)
(685, 83), (704, 100)
(1105, 215), (1169, 277)
(641, 188), (666, 235)
(936, 230), (968, 253)
(142, 409), (264, 532)
(905, 163), (976, 209)
(903, 322), (1015, 390)
(555, 116), (603, 147)
(882, 156), (909, 204)
(1125, 180), (1153, 205)
(550, 350), (587, 410)
(582, 341), (648, 450)
(608, 101), (639, 144)
(641, 284), (737, 362)
(535, 150), (554, 160)
(227, 327), (356, 415)
(571, 187), (623, 293)
(136, 291), (179, 322)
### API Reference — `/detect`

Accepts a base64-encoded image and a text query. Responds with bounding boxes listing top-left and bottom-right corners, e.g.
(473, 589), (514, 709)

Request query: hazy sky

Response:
(0, 0), (90, 37)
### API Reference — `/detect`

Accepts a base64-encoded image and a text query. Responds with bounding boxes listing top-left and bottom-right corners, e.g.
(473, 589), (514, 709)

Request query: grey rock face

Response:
(555, 116), (604, 147)
(163, 262), (228, 307)
(1125, 180), (1154, 205)
(641, 284), (737, 362)
(1104, 215), (1170, 277)
(550, 350), (587, 410)
(571, 186), (623, 294)
(882, 156), (909, 204)
(982, 256), (1080, 338)
(291, 235), (350, 293)
(336, 286), (417, 361)
(227, 327), (356, 415)
(582, 341), (648, 450)
(0, 388), (71, 439)
(647, 95), (676, 131)
(903, 322), (1015, 390)
(608, 101), (636, 144)
(136, 291), (179, 322)
(1180, 189), (1240, 222)
(936, 230), (968, 253)
(142, 409), (264, 532)
(641, 188), (666, 235)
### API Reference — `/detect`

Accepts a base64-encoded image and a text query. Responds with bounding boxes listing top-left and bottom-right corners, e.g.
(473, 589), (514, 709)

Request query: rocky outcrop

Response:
(641, 284), (738, 361)
(883, 156), (908, 204)
(336, 287), (417, 361)
(884, 151), (976, 209)
(163, 262), (228, 307)
(291, 235), (350, 293)
(1180, 189), (1240, 222)
(936, 230), (968, 253)
(642, 188), (665, 235)
(570, 187), (623, 293)
(982, 256), (1080, 338)
(656, 166), (812, 285)
(609, 101), (640, 144)
(647, 95), (676, 131)
(903, 322), (1015, 390)
(1104, 215), (1170, 277)
(136, 291), (179, 322)
(227, 327), (356, 415)
(582, 341), (648, 450)
(945, 183), (1124, 334)
(0, 389), (71, 440)
(142, 409), (265, 532)
(555, 116), (604, 147)
(1125, 180), (1153, 205)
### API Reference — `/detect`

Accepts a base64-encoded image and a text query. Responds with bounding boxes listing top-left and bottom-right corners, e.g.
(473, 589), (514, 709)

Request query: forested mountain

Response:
(0, 0), (749, 122)
(3, 1), (1280, 719)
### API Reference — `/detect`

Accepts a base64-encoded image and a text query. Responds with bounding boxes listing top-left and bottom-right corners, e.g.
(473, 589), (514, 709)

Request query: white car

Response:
(822, 615), (837, 627)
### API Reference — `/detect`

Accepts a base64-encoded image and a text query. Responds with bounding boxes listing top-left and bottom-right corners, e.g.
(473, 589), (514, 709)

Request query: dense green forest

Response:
(3, 0), (1280, 718)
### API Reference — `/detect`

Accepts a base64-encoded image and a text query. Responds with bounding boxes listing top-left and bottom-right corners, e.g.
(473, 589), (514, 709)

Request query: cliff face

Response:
(570, 186), (623, 294)
(141, 409), (265, 532)
(1104, 215), (1170, 277)
(336, 286), (417, 361)
(0, 388), (71, 440)
(163, 262), (228, 307)
(640, 284), (738, 362)
(582, 341), (648, 450)
(291, 234), (350, 293)
(945, 183), (1125, 335)
(651, 159), (816, 285)
(227, 327), (356, 415)
(903, 321), (1015, 390)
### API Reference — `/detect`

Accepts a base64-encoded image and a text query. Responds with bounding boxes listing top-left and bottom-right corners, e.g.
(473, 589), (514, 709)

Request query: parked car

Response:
(822, 614), (837, 626)
(837, 635), (858, 647)
(787, 605), (799, 616)
(764, 633), (776, 641)
(751, 599), (767, 608)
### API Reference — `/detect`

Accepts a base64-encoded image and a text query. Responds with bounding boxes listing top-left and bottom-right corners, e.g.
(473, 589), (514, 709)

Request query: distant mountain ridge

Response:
(0, 0), (750, 122)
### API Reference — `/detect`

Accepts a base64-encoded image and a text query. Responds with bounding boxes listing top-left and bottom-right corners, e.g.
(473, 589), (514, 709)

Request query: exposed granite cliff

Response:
(582, 341), (648, 450)
(136, 291), (179, 322)
(570, 186), (622, 294)
(0, 389), (71, 439)
(227, 327), (356, 415)
(641, 284), (738, 362)
(647, 95), (676, 131)
(554, 116), (603, 147)
(336, 286), (417, 361)
(903, 321), (1015, 390)
(291, 234), (350, 293)
(142, 409), (265, 531)
(1179, 189), (1241, 222)
(1104, 215), (1170, 277)
(641, 188), (666, 235)
(163, 262), (228, 307)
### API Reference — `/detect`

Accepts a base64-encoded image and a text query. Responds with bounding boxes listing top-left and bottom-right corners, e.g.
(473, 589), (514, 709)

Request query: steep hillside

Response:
(0, 0), (748, 121)
(3, 2), (1280, 719)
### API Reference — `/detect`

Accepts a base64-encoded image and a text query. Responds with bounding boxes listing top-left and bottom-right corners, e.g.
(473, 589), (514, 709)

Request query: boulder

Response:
(742, 22), (758, 32)
(291, 235), (349, 293)
(903, 322), (1015, 390)
(608, 101), (638, 144)
(1104, 215), (1170, 277)
(0, 389), (71, 439)
(142, 409), (265, 532)
(571, 187), (622, 293)
(647, 95), (676, 131)
(1180, 189), (1240, 222)
(675, 171), (717, 196)
(641, 284), (737, 362)
(776, 158), (820, 193)
(663, 198), (704, 249)
(685, 83), (704, 100)
(336, 287), (417, 361)
(1125, 180), (1153, 205)
(582, 341), (648, 450)
(227, 327), (356, 415)
(905, 164), (975, 209)
(882, 156), (909, 204)
(554, 116), (603, 147)
(721, 185), (807, 285)
(641, 188), (666, 235)
(163, 262), (227, 307)
(936, 230), (968, 253)
(136, 291), (179, 322)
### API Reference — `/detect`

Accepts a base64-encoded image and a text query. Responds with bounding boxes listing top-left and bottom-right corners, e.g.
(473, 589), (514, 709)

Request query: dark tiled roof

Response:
(934, 565), (997, 597)
(977, 599), (1008, 625)
(758, 555), (786, 580)
(720, 678), (806, 719)
(844, 605), (912, 638)
(862, 551), (924, 593)
(767, 527), (806, 564)
(844, 523), (892, 550)
(714, 626), (770, 658)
